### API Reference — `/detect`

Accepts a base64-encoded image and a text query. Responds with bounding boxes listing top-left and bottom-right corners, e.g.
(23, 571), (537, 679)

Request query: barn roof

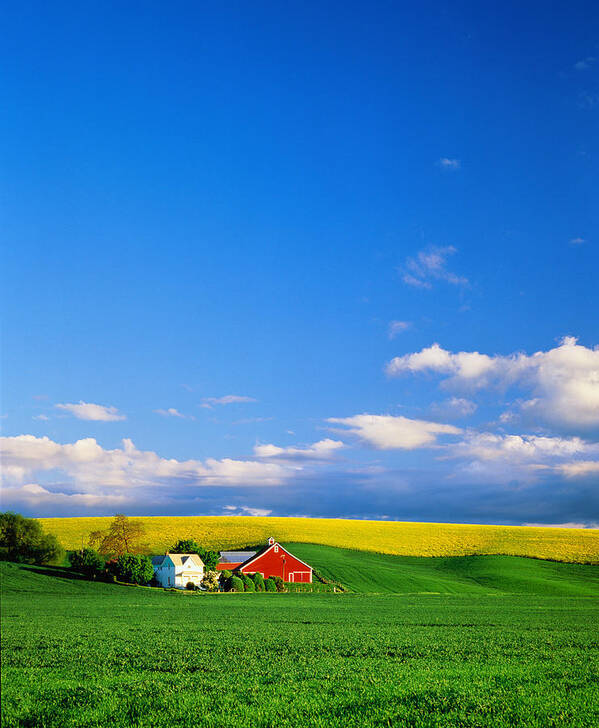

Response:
(151, 555), (166, 566)
(219, 551), (256, 564)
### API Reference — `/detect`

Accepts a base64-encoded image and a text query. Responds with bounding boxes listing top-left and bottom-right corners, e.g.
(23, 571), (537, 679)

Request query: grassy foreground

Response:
(39, 515), (599, 563)
(2, 560), (598, 728)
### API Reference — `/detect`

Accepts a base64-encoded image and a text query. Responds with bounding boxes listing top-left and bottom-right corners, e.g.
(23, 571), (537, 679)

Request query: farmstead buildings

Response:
(216, 538), (313, 583)
(151, 539), (313, 588)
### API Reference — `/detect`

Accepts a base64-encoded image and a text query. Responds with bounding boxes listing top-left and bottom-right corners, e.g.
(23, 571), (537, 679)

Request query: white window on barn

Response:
(274, 545), (279, 553)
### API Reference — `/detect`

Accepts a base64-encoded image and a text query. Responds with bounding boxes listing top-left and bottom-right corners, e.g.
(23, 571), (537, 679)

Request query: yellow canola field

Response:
(38, 516), (599, 563)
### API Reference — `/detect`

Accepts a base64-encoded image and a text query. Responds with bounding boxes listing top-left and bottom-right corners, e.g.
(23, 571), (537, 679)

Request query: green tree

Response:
(0, 512), (64, 565)
(241, 573), (255, 592)
(113, 553), (154, 585)
(68, 548), (104, 579)
(171, 538), (219, 571)
(89, 514), (147, 556)
(252, 572), (265, 592)
(264, 577), (277, 592)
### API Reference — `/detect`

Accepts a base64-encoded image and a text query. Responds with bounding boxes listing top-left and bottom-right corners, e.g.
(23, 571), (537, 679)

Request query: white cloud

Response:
(55, 401), (126, 422)
(438, 157), (461, 169)
(0, 434), (291, 492)
(388, 320), (411, 339)
(431, 397), (477, 418)
(254, 438), (345, 460)
(154, 408), (186, 418)
(557, 461), (599, 478)
(327, 414), (461, 450)
(569, 237), (586, 245)
(386, 337), (599, 428)
(401, 246), (468, 289)
(1, 483), (130, 508)
(200, 395), (257, 409)
(223, 505), (273, 517)
(33, 414), (50, 421)
(451, 432), (594, 463)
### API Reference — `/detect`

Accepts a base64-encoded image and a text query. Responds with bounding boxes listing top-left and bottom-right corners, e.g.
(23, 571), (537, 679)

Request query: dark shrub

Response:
(230, 576), (244, 592)
(68, 548), (104, 579)
(185, 581), (196, 591)
(252, 573), (265, 592)
(264, 577), (277, 592)
(218, 569), (232, 591)
(114, 553), (154, 585)
(273, 576), (285, 592)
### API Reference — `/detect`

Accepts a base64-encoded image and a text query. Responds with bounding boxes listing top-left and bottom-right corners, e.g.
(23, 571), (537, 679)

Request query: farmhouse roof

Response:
(168, 553), (203, 568)
(151, 555), (167, 566)
(218, 551), (256, 564)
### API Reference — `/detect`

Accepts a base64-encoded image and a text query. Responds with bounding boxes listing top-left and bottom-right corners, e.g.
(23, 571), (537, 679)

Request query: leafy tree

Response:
(68, 548), (104, 579)
(0, 512), (64, 565)
(185, 581), (196, 591)
(264, 577), (277, 592)
(171, 538), (219, 571)
(252, 572), (265, 592)
(230, 575), (244, 592)
(273, 576), (286, 592)
(89, 514), (147, 556)
(241, 573), (255, 592)
(113, 553), (154, 585)
(201, 570), (219, 592)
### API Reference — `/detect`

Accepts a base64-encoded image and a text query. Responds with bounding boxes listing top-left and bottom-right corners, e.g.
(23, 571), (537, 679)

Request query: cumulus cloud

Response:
(200, 395), (257, 409)
(388, 320), (411, 339)
(327, 414), (461, 450)
(55, 401), (126, 421)
(569, 237), (586, 245)
(254, 438), (345, 460)
(386, 337), (599, 428)
(401, 246), (468, 289)
(438, 157), (461, 169)
(0, 434), (291, 491)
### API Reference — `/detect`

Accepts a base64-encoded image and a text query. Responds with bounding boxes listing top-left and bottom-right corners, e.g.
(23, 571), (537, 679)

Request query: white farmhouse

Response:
(151, 553), (205, 588)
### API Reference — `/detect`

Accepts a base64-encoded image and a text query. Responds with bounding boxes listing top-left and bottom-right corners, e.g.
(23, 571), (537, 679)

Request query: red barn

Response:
(217, 538), (313, 583)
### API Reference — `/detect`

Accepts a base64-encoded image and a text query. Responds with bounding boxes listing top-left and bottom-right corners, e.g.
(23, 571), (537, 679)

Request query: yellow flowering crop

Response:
(38, 516), (599, 564)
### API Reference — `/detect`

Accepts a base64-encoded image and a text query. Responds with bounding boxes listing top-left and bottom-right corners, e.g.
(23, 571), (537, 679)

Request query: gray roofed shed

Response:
(219, 551), (256, 563)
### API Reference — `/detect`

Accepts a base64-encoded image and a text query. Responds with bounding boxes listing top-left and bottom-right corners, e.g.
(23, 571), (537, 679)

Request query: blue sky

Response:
(1, 1), (598, 525)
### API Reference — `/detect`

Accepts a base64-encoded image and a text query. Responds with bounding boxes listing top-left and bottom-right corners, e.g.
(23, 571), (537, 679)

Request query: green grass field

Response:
(2, 548), (599, 727)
